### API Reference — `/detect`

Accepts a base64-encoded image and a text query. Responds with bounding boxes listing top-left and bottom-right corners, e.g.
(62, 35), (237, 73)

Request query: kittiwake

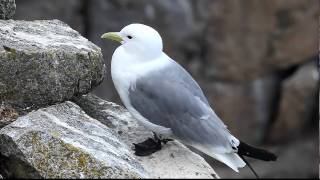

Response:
(101, 23), (277, 176)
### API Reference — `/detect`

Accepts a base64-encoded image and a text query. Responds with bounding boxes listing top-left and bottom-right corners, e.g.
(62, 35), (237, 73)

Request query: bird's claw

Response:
(133, 132), (173, 156)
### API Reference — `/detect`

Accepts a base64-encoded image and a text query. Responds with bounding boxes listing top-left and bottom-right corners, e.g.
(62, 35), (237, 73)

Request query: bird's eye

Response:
(127, 35), (133, 39)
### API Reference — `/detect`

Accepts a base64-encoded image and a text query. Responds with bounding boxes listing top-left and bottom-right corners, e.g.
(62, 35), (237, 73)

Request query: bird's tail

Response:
(237, 141), (277, 161)
(237, 141), (277, 179)
(210, 152), (246, 172)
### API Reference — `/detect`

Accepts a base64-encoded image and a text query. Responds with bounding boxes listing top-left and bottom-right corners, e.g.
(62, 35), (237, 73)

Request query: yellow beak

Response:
(101, 32), (123, 43)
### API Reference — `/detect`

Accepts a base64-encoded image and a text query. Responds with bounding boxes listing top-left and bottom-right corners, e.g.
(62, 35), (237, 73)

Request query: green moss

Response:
(78, 154), (87, 167)
(31, 131), (40, 145)
(4, 47), (17, 59)
(63, 141), (81, 152)
(0, 90), (20, 102)
(51, 131), (60, 139)
(46, 50), (56, 60)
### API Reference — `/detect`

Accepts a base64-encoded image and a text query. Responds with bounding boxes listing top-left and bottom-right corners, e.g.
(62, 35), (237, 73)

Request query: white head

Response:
(101, 24), (163, 59)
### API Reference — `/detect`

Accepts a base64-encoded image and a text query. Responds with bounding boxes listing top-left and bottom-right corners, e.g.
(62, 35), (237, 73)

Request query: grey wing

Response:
(129, 60), (234, 151)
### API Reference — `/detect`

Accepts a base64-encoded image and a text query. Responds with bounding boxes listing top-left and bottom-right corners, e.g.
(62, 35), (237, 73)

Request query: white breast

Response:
(110, 46), (173, 136)
(111, 46), (170, 101)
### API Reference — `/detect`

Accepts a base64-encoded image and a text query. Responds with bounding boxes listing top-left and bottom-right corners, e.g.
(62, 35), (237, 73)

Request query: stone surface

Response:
(0, 104), (19, 128)
(270, 61), (318, 141)
(0, 101), (148, 178)
(73, 93), (218, 178)
(0, 20), (106, 109)
(0, 0), (15, 19)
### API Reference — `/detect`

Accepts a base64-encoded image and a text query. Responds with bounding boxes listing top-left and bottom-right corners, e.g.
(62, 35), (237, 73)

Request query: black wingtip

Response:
(238, 141), (277, 162)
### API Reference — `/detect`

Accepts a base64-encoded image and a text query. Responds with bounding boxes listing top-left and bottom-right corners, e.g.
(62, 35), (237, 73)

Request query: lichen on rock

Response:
(0, 19), (106, 109)
(0, 101), (148, 178)
(0, 104), (19, 128)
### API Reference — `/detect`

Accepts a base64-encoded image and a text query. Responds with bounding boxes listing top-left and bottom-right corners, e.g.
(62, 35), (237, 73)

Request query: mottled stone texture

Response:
(73, 94), (218, 178)
(0, 101), (148, 178)
(0, 104), (19, 128)
(0, 0), (15, 19)
(0, 97), (218, 179)
(0, 20), (106, 109)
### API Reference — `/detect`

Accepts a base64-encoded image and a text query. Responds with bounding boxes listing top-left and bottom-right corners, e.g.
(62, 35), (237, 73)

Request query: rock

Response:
(0, 101), (148, 178)
(73, 93), (219, 178)
(199, 0), (318, 81)
(0, 0), (15, 19)
(0, 104), (19, 128)
(14, 0), (84, 34)
(270, 61), (318, 141)
(199, 74), (279, 143)
(0, 20), (106, 109)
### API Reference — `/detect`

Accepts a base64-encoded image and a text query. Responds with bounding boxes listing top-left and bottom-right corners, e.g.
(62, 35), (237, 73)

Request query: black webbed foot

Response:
(133, 133), (161, 156)
(133, 132), (173, 156)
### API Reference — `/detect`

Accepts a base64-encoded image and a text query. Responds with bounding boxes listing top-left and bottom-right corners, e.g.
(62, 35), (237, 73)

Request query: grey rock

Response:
(0, 0), (15, 19)
(0, 20), (106, 109)
(73, 93), (219, 178)
(0, 104), (19, 128)
(270, 61), (318, 141)
(0, 101), (148, 178)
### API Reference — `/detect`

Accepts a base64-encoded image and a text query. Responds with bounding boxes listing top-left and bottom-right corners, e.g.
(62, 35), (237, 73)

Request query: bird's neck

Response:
(121, 41), (163, 60)
(112, 46), (169, 70)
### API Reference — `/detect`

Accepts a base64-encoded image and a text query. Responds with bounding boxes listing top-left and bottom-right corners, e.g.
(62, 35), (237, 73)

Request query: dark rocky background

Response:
(12, 0), (318, 178)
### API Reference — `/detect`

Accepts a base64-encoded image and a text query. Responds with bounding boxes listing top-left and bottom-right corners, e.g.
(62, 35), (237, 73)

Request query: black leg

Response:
(133, 132), (173, 156)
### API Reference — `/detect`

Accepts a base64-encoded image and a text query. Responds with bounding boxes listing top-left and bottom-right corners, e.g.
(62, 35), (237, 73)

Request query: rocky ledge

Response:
(0, 94), (218, 178)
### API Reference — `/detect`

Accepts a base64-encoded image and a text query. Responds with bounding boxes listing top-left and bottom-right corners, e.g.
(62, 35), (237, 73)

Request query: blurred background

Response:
(14, 0), (318, 178)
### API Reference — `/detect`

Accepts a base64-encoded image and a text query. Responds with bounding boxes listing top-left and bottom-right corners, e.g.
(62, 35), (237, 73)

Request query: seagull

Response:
(101, 23), (276, 177)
